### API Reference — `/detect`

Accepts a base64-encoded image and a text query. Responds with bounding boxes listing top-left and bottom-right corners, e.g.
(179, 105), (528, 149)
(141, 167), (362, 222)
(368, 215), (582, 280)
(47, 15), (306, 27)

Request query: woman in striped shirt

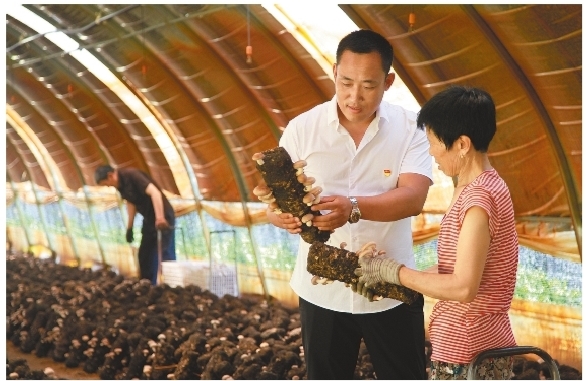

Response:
(355, 85), (518, 380)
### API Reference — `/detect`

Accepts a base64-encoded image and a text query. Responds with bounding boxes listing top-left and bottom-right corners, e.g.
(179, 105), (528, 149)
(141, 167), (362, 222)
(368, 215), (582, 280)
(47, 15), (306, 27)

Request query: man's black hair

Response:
(336, 29), (393, 74)
(416, 85), (496, 152)
(94, 164), (115, 184)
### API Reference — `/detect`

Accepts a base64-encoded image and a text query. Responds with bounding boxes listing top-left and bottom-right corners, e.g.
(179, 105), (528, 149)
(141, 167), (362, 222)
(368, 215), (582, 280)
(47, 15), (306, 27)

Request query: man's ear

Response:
(384, 72), (395, 90)
(107, 171), (117, 184)
(333, 63), (338, 80)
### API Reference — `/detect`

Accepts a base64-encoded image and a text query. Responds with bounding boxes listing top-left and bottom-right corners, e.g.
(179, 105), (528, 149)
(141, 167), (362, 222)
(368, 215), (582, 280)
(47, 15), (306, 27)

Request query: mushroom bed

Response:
(6, 253), (377, 380)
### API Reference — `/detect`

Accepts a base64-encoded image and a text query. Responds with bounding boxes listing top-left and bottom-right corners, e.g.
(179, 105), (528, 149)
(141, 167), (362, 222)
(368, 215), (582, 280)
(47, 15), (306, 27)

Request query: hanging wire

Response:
(67, 57), (74, 97)
(7, 5), (138, 53)
(246, 5), (252, 64)
(9, 65), (16, 104)
(141, 5), (147, 78)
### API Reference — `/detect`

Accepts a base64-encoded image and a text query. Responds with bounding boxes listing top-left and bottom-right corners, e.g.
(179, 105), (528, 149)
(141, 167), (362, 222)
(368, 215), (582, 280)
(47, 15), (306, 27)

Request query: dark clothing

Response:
(117, 168), (174, 222)
(299, 296), (427, 380)
(138, 215), (175, 285)
(117, 168), (176, 284)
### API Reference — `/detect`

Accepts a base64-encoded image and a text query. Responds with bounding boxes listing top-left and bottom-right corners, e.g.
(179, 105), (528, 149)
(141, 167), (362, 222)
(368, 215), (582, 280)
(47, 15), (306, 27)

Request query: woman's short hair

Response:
(416, 85), (496, 152)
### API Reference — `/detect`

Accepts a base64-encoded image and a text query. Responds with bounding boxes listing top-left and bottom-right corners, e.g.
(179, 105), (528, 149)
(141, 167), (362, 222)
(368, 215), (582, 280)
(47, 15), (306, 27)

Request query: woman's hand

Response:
(353, 242), (404, 300)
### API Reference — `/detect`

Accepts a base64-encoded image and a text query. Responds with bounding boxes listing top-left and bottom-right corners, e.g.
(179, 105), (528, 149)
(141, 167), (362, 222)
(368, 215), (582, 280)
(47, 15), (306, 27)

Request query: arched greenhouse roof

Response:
(6, 4), (582, 261)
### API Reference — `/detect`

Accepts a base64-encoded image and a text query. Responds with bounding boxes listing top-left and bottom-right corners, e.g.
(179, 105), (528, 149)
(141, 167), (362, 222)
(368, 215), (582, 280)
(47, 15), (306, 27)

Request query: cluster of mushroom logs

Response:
(252, 147), (419, 304)
(7, 253), (380, 380)
(6, 146), (420, 381)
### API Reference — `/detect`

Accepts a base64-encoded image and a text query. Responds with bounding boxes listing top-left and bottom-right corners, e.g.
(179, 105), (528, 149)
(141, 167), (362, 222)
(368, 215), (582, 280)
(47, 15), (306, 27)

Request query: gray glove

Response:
(354, 254), (404, 298)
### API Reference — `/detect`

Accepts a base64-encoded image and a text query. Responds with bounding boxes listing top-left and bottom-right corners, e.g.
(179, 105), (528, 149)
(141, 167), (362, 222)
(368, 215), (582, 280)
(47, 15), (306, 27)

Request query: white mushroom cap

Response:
(302, 193), (315, 206)
(309, 185), (323, 196)
(253, 185), (271, 197)
(292, 160), (307, 169)
(44, 367), (55, 376)
(303, 177), (316, 191)
(252, 152), (265, 165)
(301, 214), (314, 226)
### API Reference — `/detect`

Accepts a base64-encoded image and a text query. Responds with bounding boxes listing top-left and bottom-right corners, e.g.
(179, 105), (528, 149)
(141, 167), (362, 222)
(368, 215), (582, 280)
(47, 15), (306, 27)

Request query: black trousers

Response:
(299, 296), (426, 380)
(138, 216), (176, 285)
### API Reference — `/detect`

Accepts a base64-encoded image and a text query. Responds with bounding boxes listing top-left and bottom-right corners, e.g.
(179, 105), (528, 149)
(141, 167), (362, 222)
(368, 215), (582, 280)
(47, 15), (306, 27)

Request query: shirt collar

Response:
(328, 94), (387, 132)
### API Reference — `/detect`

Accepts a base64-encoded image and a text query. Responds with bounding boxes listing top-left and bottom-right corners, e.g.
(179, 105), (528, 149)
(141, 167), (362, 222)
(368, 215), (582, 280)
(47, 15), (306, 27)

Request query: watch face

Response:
(348, 197), (360, 223)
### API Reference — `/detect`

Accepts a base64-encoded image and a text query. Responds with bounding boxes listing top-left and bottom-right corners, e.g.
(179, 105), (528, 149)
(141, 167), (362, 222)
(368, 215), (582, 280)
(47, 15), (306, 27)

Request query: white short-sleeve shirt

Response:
(280, 96), (433, 313)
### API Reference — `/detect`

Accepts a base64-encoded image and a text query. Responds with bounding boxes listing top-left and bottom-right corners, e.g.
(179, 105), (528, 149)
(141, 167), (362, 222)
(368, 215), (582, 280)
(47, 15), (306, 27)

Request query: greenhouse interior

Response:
(5, 4), (582, 380)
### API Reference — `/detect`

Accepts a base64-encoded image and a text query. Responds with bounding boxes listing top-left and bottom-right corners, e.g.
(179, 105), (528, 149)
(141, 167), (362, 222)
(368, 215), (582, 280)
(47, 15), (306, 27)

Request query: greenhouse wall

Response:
(5, 199), (582, 371)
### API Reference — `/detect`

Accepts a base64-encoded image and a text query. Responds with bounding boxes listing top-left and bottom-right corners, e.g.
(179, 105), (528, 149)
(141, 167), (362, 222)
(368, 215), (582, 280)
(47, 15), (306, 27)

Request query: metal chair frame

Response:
(467, 346), (560, 379)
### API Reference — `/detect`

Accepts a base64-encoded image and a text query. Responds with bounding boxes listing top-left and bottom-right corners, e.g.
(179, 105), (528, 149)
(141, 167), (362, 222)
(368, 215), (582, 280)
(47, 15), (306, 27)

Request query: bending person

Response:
(355, 85), (519, 380)
(95, 165), (176, 285)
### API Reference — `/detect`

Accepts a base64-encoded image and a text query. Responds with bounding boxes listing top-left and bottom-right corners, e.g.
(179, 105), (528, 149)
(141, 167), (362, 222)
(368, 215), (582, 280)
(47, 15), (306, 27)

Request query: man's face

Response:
(98, 172), (118, 187)
(333, 50), (394, 129)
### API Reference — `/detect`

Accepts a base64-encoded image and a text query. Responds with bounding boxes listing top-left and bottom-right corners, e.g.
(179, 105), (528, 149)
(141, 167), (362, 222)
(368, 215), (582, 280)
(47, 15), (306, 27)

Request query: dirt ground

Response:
(6, 341), (100, 380)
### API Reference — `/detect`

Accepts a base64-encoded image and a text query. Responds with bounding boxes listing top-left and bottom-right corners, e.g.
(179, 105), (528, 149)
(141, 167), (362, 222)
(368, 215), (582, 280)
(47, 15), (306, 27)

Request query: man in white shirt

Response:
(263, 29), (433, 379)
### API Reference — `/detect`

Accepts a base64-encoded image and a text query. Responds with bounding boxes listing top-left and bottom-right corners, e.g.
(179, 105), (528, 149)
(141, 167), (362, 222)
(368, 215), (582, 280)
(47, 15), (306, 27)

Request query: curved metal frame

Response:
(462, 5), (582, 258)
(467, 346), (560, 380)
(6, 110), (82, 262)
(5, 144), (54, 253)
(6, 180), (32, 250)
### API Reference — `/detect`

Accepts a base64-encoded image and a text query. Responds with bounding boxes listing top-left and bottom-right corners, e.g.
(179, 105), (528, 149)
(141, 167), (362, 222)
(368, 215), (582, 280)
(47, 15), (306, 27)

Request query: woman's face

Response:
(426, 127), (462, 178)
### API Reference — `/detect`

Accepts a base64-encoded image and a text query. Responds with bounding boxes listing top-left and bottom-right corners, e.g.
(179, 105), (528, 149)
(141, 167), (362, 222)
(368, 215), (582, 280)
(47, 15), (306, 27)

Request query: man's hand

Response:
(253, 182), (301, 232)
(125, 228), (134, 243)
(310, 195), (353, 231)
(155, 217), (170, 230)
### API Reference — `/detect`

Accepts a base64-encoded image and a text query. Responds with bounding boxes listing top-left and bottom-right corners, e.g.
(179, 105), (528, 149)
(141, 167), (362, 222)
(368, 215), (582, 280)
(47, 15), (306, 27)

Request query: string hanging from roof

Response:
(409, 8), (416, 32)
(141, 5), (147, 78)
(246, 5), (252, 64)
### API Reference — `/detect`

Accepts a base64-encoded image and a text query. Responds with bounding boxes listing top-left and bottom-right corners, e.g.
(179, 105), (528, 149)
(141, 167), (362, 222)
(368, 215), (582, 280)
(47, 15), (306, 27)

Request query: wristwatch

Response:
(348, 196), (361, 224)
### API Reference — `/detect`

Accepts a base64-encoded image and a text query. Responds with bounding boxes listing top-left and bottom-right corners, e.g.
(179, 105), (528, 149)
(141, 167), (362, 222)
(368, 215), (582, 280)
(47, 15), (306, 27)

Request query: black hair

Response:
(416, 85), (496, 152)
(94, 164), (115, 184)
(336, 29), (393, 74)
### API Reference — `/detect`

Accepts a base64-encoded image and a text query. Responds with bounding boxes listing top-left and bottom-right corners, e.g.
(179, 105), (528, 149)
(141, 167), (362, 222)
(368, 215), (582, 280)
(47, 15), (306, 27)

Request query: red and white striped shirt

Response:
(429, 169), (518, 363)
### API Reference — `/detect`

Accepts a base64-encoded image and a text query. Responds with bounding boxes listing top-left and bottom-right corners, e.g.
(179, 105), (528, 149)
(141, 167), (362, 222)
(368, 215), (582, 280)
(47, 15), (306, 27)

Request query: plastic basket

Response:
(161, 261), (238, 297)
(161, 261), (209, 289)
(209, 263), (239, 297)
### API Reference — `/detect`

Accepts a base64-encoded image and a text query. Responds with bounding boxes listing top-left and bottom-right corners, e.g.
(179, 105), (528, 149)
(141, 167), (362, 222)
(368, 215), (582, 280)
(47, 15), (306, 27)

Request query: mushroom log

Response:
(253, 147), (331, 244)
(307, 242), (420, 304)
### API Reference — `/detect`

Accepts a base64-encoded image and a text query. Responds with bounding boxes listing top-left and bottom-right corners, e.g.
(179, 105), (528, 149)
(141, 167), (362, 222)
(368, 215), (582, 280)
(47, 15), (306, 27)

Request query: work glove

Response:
(125, 228), (134, 243)
(354, 254), (404, 292)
